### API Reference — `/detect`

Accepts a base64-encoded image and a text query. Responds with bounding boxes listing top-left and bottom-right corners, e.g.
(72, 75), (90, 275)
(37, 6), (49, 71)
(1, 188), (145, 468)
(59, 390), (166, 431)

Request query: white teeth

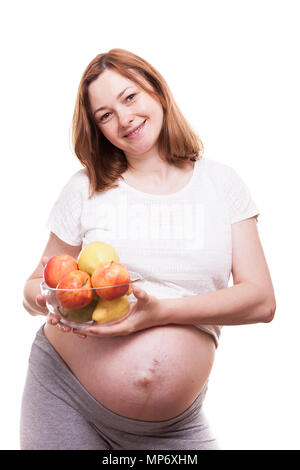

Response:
(126, 121), (144, 137)
(128, 127), (140, 137)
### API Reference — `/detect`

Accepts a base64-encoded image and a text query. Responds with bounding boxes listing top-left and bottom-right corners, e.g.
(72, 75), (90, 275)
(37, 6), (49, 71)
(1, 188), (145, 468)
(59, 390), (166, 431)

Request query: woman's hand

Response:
(75, 285), (168, 338)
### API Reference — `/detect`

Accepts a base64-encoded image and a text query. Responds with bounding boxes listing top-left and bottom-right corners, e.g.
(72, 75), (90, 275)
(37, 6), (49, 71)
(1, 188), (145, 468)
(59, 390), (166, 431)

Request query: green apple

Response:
(60, 298), (98, 323)
(77, 241), (119, 275)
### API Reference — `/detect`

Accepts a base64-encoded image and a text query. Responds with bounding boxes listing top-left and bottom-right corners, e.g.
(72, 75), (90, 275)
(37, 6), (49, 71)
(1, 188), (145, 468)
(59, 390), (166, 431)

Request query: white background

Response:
(0, 0), (299, 450)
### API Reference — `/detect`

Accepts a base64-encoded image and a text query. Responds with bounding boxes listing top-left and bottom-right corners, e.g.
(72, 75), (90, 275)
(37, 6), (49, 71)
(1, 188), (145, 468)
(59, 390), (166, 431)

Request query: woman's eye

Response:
(100, 112), (110, 122)
(126, 93), (136, 102)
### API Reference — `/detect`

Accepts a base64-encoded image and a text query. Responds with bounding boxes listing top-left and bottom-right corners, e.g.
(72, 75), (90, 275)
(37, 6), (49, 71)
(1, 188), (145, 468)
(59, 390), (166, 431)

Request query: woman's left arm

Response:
(162, 216), (276, 326)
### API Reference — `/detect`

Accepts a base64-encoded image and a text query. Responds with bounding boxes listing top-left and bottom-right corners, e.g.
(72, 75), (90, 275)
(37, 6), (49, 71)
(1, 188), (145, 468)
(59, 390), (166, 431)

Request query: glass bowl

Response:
(40, 270), (144, 329)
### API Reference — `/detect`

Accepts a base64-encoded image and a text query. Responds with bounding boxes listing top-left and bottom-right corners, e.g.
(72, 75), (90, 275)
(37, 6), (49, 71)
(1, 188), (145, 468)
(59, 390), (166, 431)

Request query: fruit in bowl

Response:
(92, 295), (131, 325)
(40, 271), (142, 329)
(59, 298), (98, 323)
(44, 254), (78, 288)
(77, 241), (119, 275)
(56, 270), (94, 309)
(41, 241), (143, 328)
(91, 261), (131, 301)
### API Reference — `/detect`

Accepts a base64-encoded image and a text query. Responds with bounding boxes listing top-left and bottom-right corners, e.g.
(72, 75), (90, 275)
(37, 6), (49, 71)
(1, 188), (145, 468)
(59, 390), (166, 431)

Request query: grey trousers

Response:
(20, 325), (219, 450)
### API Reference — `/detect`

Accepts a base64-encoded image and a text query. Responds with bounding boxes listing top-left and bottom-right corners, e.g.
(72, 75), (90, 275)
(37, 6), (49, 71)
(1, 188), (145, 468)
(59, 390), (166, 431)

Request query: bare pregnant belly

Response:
(44, 323), (215, 421)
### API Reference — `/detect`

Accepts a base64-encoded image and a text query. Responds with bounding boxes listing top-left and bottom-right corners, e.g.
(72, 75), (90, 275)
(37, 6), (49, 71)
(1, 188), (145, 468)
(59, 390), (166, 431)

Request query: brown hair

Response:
(71, 48), (204, 197)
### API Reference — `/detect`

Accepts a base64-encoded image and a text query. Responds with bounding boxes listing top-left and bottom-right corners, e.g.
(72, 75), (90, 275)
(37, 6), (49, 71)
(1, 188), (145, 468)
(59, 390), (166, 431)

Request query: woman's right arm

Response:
(23, 232), (82, 316)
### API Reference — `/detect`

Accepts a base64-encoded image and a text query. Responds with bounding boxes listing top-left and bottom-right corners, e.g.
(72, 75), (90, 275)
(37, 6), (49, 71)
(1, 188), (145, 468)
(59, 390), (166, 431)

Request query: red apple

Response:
(91, 261), (131, 300)
(44, 254), (78, 288)
(56, 270), (94, 309)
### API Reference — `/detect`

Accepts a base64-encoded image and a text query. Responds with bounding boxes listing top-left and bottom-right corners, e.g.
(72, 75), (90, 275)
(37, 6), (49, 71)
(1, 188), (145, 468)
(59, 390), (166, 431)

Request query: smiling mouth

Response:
(124, 120), (146, 138)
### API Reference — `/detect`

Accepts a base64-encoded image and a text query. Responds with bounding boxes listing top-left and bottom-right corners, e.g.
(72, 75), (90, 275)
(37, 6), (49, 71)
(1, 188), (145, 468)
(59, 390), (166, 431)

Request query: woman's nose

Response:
(118, 111), (134, 128)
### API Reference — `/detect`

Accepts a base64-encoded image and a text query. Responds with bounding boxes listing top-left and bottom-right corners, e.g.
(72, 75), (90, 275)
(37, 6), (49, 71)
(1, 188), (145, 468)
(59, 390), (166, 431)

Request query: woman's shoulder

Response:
(199, 156), (242, 184)
(62, 167), (90, 193)
(67, 167), (89, 184)
(198, 157), (245, 196)
(54, 167), (90, 203)
(199, 156), (234, 174)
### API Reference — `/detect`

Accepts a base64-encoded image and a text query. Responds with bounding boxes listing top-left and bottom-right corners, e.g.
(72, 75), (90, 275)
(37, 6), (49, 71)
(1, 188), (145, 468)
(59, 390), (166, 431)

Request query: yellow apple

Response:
(92, 295), (130, 325)
(77, 241), (119, 275)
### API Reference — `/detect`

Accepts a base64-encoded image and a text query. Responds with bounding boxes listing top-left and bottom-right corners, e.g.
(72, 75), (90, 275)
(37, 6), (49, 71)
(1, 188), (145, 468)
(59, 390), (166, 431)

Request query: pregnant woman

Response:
(21, 49), (276, 450)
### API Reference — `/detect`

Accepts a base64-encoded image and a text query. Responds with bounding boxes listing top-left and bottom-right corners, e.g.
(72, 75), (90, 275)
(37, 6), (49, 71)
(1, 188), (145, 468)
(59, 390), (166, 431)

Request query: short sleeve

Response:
(224, 166), (260, 224)
(45, 170), (88, 246)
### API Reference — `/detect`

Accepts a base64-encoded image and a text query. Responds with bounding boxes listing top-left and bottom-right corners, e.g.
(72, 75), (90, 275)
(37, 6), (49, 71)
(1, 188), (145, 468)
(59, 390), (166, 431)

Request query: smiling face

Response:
(88, 69), (164, 160)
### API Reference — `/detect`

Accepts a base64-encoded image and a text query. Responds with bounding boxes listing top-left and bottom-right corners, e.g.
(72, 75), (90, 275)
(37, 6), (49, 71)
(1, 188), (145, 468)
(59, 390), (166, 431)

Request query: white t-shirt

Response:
(46, 157), (260, 347)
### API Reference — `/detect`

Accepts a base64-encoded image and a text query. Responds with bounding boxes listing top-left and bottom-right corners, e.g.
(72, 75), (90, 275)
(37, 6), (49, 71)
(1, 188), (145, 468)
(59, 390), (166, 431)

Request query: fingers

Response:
(47, 313), (60, 325)
(82, 319), (133, 338)
(132, 286), (148, 300)
(132, 285), (149, 302)
(47, 313), (86, 339)
(72, 329), (87, 339)
(47, 315), (72, 333)
(54, 323), (86, 338)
